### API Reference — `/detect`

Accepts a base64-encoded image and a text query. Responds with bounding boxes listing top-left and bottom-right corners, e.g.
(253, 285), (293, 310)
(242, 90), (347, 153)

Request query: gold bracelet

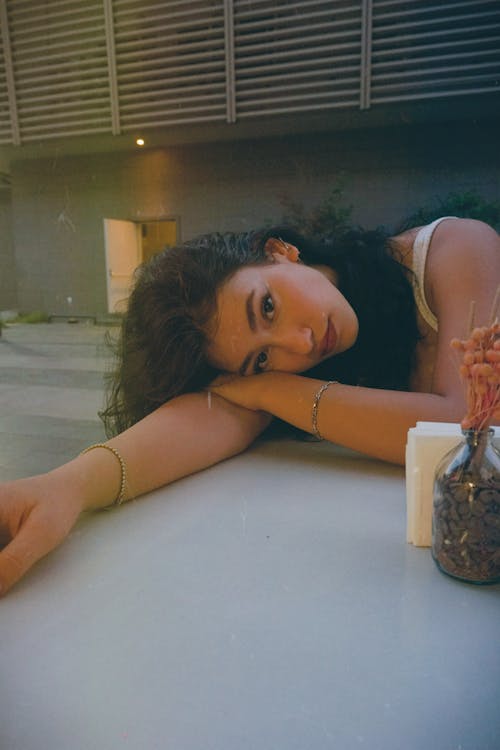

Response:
(80, 443), (127, 509)
(311, 381), (338, 440)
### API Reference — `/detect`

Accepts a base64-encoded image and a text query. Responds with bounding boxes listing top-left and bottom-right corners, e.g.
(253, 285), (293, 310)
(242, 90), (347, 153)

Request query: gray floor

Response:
(0, 322), (115, 482)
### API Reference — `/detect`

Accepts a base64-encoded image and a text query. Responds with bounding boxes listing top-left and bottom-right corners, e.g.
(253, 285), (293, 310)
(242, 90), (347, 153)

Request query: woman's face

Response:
(207, 245), (359, 375)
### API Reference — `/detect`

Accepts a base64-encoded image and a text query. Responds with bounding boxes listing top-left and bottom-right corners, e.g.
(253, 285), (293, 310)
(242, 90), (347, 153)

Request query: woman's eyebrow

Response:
(239, 353), (253, 376)
(238, 290), (257, 375)
(245, 290), (257, 332)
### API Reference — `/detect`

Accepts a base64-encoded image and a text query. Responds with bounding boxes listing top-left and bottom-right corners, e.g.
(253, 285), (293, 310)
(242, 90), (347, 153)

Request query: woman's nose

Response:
(278, 326), (314, 355)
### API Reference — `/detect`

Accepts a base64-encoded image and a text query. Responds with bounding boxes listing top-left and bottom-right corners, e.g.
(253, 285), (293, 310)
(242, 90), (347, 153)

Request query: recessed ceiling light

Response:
(136, 138), (145, 146)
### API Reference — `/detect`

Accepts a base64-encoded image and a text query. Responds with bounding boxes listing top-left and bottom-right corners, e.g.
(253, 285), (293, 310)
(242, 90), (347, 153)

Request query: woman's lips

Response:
(320, 319), (337, 358)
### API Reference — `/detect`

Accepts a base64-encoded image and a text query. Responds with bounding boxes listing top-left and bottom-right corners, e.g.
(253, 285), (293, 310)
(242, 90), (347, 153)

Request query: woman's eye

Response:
(255, 351), (268, 372)
(261, 293), (274, 320)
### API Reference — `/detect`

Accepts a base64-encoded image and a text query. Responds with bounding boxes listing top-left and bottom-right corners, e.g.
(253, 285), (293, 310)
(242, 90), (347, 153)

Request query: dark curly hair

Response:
(101, 231), (268, 435)
(101, 225), (420, 436)
(261, 225), (420, 390)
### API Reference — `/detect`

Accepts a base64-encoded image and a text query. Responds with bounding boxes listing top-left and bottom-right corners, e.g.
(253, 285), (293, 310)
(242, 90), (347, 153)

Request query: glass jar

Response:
(432, 429), (500, 584)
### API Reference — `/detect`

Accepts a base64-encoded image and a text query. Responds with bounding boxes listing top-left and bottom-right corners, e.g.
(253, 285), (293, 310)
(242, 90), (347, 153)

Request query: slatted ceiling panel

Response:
(233, 0), (362, 117)
(0, 1), (498, 146)
(371, 0), (500, 103)
(113, 0), (228, 130)
(8, 0), (111, 140)
(0, 41), (11, 144)
(0, 0), (16, 145)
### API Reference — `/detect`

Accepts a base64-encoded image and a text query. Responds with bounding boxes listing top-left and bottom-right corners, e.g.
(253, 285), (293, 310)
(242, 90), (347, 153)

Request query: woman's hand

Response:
(0, 474), (84, 596)
(209, 372), (276, 412)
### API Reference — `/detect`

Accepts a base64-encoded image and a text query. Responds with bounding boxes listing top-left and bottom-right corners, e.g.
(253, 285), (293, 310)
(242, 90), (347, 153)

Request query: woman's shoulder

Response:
(391, 217), (499, 264)
(426, 218), (499, 321)
(394, 216), (498, 246)
(425, 218), (499, 276)
(428, 217), (499, 247)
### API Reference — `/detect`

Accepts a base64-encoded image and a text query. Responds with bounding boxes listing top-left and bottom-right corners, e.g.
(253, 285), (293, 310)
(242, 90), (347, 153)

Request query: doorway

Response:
(104, 218), (178, 313)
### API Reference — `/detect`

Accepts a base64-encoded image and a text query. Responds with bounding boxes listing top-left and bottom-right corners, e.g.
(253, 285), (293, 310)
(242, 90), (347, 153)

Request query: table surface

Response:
(1, 438), (499, 750)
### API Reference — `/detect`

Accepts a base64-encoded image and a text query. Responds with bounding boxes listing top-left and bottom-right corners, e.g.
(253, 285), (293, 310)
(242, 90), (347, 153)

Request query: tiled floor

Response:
(0, 322), (116, 481)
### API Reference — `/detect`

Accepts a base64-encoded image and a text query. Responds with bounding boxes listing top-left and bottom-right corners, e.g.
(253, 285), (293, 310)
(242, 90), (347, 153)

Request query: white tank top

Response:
(411, 216), (455, 332)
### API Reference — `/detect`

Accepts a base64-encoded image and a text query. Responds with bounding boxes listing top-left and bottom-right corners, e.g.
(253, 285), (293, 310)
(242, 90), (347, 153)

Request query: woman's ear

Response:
(263, 237), (300, 262)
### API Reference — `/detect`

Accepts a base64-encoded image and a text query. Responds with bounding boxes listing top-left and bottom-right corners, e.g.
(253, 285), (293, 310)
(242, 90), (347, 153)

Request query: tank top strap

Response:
(412, 216), (456, 332)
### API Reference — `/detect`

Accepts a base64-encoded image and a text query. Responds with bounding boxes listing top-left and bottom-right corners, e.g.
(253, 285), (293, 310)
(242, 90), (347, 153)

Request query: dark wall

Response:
(8, 117), (500, 316)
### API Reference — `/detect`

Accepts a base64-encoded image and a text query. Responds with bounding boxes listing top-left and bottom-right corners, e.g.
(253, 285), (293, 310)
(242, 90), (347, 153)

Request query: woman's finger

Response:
(0, 511), (66, 595)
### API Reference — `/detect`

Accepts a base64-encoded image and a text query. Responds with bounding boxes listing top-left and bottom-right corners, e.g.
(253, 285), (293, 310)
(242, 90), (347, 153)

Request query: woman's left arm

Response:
(423, 218), (499, 402)
(210, 373), (463, 465)
(211, 219), (499, 464)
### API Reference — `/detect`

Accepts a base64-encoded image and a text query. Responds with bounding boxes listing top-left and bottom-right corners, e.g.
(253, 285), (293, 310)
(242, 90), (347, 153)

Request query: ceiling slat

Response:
(370, 0), (500, 104)
(0, 0), (497, 145)
(0, 0), (20, 143)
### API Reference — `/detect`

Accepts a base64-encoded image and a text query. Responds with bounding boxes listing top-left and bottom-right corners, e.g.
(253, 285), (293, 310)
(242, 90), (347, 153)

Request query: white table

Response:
(1, 439), (499, 750)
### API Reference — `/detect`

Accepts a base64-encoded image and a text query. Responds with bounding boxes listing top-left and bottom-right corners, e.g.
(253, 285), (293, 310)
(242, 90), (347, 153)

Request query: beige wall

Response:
(7, 119), (500, 317)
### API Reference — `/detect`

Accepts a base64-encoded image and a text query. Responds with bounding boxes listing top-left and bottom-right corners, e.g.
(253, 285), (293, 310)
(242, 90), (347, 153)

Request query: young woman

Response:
(0, 216), (498, 596)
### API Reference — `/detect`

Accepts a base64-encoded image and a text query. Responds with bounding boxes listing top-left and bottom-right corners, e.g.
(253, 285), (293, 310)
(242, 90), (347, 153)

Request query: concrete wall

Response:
(8, 117), (500, 317)
(0, 189), (17, 311)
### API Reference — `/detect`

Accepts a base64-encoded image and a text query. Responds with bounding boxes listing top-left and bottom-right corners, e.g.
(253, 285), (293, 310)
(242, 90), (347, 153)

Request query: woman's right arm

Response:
(0, 394), (270, 595)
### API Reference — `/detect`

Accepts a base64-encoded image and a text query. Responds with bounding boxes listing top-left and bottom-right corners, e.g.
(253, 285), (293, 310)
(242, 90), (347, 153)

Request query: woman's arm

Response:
(211, 219), (500, 465)
(81, 392), (270, 509)
(424, 218), (499, 400)
(211, 374), (462, 465)
(0, 394), (270, 595)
